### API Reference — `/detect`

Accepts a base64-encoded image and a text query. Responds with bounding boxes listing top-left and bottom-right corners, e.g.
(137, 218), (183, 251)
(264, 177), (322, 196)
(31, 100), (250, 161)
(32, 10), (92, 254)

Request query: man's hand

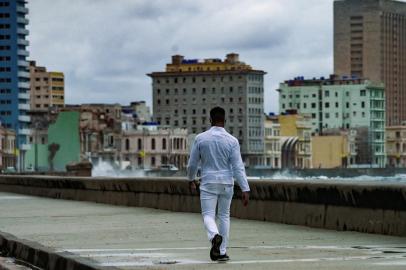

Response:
(242, 191), (249, 207)
(189, 180), (197, 194)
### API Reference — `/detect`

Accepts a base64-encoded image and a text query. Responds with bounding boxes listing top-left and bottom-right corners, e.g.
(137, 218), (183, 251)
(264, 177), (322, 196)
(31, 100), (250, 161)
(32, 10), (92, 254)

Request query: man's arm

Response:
(187, 139), (200, 181)
(230, 142), (250, 192)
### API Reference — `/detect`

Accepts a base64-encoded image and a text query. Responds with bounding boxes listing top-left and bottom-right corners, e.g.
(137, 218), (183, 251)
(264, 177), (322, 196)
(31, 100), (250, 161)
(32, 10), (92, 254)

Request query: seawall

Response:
(0, 175), (405, 236)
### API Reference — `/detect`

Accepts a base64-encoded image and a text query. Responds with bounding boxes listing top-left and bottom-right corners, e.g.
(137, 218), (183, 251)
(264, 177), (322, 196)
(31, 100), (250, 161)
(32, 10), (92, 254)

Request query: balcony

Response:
(17, 60), (29, 67)
(16, 6), (29, 14)
(18, 115), (30, 122)
(17, 49), (29, 56)
(18, 82), (30, 89)
(18, 71), (30, 78)
(17, 28), (29, 35)
(18, 129), (31, 136)
(17, 17), (29, 25)
(18, 103), (30, 110)
(17, 39), (29, 46)
(18, 93), (30, 100)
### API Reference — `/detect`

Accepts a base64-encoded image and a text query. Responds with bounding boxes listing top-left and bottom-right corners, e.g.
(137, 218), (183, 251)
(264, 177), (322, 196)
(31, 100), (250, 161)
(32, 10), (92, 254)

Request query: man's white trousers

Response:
(200, 183), (234, 255)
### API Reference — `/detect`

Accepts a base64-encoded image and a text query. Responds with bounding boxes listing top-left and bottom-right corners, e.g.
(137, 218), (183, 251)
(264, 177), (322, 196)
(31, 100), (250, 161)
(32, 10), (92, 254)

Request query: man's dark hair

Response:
(210, 107), (226, 123)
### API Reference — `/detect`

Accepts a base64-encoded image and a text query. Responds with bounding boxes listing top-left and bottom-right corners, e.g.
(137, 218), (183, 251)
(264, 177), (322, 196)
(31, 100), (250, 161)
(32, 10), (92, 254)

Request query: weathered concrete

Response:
(0, 192), (405, 270)
(0, 232), (104, 270)
(0, 175), (405, 236)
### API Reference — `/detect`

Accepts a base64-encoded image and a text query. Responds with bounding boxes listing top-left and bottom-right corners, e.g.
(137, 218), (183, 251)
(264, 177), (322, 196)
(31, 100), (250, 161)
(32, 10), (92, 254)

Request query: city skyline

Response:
(27, 0), (338, 114)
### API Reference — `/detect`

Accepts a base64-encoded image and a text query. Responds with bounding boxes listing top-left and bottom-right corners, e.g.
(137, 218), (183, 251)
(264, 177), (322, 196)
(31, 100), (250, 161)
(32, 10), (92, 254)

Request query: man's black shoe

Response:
(217, 254), (230, 262)
(210, 234), (222, 261)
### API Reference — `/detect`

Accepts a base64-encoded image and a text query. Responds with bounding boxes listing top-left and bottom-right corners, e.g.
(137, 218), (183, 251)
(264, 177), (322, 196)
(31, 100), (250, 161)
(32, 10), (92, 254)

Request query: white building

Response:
(121, 125), (188, 170)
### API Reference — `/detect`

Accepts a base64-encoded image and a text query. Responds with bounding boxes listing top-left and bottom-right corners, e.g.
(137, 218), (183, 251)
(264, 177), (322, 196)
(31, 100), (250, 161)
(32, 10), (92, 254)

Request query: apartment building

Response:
(121, 125), (188, 170)
(64, 104), (122, 163)
(278, 75), (386, 167)
(29, 61), (64, 110)
(148, 53), (266, 166)
(0, 0), (31, 156)
(386, 126), (406, 167)
(334, 0), (406, 125)
(0, 126), (15, 170)
(264, 114), (281, 168)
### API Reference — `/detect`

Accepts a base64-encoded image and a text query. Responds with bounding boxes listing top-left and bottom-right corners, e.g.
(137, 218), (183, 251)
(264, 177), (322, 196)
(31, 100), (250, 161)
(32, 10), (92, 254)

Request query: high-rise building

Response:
(29, 61), (65, 111)
(278, 75), (386, 167)
(148, 53), (266, 166)
(0, 0), (31, 155)
(334, 0), (406, 126)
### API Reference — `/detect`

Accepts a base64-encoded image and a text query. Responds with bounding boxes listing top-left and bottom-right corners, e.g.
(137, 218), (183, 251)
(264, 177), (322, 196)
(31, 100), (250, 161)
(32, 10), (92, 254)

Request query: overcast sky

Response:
(27, 0), (335, 114)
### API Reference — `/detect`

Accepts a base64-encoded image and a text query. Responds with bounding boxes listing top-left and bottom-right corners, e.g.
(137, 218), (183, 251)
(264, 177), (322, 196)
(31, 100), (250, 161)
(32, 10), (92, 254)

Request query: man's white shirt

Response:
(187, 126), (250, 192)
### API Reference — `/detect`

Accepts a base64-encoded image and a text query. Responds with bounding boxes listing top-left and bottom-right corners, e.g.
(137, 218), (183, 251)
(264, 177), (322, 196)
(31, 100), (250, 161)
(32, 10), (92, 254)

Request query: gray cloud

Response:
(27, 0), (336, 113)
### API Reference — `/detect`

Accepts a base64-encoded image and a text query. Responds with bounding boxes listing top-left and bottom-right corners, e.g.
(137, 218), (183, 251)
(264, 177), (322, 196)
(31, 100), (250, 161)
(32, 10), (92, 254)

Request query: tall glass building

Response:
(0, 0), (31, 157)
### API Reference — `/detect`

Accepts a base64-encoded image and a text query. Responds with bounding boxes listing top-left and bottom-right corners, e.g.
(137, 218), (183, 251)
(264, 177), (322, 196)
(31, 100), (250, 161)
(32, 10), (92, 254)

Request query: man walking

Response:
(187, 107), (250, 261)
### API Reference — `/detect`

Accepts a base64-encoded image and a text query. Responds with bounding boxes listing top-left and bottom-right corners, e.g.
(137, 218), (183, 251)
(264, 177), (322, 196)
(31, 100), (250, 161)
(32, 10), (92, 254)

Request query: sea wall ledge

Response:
(0, 176), (405, 236)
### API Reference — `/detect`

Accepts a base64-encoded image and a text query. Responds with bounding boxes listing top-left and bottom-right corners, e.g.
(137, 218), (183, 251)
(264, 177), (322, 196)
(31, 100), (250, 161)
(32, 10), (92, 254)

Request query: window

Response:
(151, 138), (155, 150)
(361, 101), (365, 108)
(335, 102), (339, 108)
(311, 103), (316, 108)
(162, 138), (167, 150)
(151, 157), (156, 166)
(325, 113), (330, 119)
(137, 138), (142, 150)
(325, 90), (329, 97)
(325, 102), (330, 108)
(360, 90), (366, 96)
(125, 139), (130, 151)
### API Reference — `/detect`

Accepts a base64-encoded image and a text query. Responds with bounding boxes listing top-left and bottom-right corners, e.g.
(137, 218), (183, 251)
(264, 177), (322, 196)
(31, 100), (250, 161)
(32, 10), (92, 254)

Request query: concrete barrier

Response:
(0, 231), (108, 270)
(0, 175), (405, 237)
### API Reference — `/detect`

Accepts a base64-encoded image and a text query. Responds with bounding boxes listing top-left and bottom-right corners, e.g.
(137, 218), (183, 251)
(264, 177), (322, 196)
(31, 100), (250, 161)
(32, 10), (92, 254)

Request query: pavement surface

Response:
(0, 191), (405, 269)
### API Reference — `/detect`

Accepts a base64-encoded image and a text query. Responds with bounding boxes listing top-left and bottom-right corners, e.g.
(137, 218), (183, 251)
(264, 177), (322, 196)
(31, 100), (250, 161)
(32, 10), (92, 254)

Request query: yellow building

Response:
(29, 61), (65, 111)
(49, 71), (65, 107)
(278, 114), (312, 169)
(312, 135), (349, 168)
(386, 126), (406, 167)
(166, 53), (252, 73)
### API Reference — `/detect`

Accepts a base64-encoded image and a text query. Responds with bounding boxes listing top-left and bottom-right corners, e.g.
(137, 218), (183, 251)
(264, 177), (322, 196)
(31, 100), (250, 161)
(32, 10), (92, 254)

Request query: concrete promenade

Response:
(0, 192), (405, 269)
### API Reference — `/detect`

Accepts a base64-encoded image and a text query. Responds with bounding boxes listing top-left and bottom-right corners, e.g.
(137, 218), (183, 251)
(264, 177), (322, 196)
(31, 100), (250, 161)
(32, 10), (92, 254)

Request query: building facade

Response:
(278, 76), (386, 167)
(312, 134), (350, 168)
(29, 61), (64, 111)
(121, 125), (188, 170)
(264, 114), (281, 168)
(0, 0), (31, 153)
(334, 0), (406, 126)
(279, 114), (313, 169)
(148, 53), (266, 166)
(0, 126), (15, 170)
(66, 104), (122, 164)
(386, 126), (406, 167)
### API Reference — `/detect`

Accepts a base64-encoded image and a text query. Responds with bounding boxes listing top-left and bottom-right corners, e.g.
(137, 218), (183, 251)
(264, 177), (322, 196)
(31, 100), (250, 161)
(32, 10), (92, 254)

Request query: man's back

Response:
(197, 127), (236, 174)
(187, 126), (249, 192)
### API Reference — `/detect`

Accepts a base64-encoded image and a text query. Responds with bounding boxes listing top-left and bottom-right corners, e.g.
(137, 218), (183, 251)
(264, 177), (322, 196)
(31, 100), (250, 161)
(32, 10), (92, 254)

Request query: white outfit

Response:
(187, 126), (250, 255)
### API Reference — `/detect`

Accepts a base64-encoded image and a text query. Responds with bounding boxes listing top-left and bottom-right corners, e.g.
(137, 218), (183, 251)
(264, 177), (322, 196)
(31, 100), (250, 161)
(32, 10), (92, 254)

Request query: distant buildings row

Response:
(2, 0), (406, 171)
